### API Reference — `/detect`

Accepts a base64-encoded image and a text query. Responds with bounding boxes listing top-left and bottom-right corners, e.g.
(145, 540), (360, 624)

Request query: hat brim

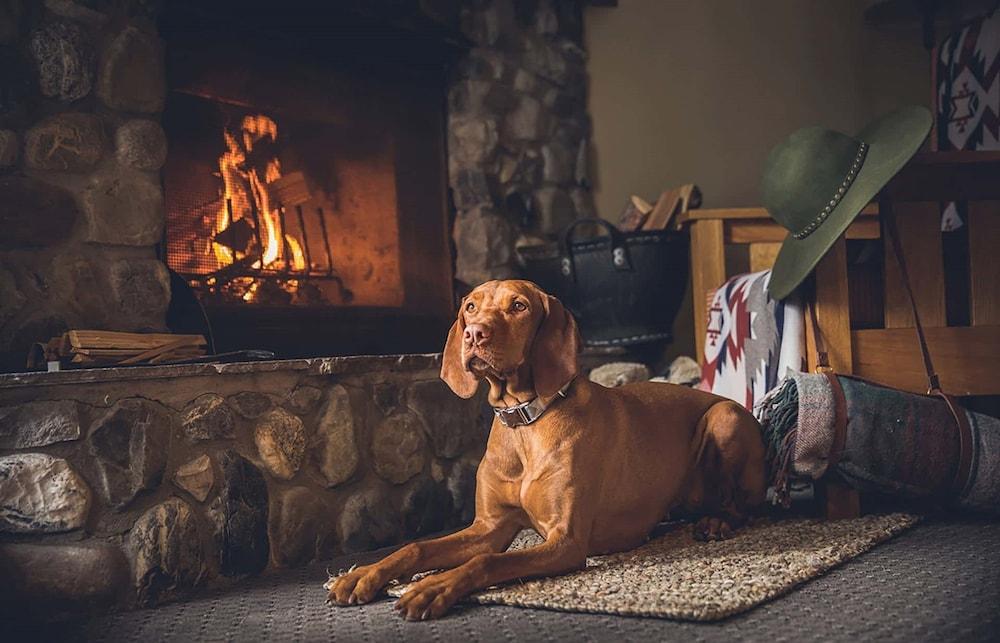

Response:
(766, 106), (932, 300)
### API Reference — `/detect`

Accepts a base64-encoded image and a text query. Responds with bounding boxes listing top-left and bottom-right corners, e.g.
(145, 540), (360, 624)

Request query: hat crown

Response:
(761, 127), (866, 237)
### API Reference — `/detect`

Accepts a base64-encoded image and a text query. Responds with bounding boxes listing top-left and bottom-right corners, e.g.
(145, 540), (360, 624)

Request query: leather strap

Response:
(880, 197), (941, 393)
(806, 300), (832, 373)
(934, 390), (975, 496)
(879, 196), (974, 496)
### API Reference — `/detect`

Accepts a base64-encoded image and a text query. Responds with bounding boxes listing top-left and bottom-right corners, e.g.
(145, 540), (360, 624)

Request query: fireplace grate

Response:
(189, 197), (353, 304)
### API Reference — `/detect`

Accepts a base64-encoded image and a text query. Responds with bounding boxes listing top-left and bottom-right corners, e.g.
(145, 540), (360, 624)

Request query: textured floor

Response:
(21, 516), (1000, 642)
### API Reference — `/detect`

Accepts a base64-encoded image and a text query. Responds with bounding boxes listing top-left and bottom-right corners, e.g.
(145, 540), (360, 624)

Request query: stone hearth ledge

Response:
(0, 353), (443, 388)
(0, 352), (488, 615)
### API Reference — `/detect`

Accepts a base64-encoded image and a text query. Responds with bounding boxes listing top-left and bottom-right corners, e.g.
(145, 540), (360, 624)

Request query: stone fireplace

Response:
(0, 0), (595, 615)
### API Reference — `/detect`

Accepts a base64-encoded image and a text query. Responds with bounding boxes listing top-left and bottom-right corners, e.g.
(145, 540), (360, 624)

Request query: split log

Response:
(618, 195), (654, 231)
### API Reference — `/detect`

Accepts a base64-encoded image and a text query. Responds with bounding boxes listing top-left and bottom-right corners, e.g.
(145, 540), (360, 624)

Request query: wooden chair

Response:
(680, 151), (1000, 517)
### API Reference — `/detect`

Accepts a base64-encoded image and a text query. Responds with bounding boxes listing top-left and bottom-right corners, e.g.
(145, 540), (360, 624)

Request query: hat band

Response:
(791, 141), (869, 240)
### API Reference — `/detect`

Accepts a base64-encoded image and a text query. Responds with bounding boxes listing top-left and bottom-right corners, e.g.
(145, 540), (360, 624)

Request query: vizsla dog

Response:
(328, 280), (766, 620)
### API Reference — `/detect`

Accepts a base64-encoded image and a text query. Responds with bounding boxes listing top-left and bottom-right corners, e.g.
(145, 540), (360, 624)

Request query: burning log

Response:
(213, 216), (257, 254)
(268, 171), (314, 208)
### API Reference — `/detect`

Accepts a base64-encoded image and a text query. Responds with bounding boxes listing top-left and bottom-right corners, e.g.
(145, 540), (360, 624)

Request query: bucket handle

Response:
(557, 218), (633, 281)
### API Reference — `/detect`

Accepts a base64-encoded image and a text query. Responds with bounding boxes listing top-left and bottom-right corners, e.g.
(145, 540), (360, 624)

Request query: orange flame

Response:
(212, 114), (307, 300)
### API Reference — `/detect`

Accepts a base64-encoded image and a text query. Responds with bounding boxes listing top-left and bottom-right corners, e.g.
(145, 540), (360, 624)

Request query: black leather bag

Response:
(518, 218), (689, 347)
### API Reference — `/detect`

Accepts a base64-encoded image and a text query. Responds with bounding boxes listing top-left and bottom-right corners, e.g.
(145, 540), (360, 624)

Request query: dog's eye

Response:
(465, 302), (475, 312)
(511, 301), (527, 312)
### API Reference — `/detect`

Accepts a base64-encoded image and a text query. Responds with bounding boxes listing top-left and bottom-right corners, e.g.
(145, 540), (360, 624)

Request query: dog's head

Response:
(440, 280), (580, 399)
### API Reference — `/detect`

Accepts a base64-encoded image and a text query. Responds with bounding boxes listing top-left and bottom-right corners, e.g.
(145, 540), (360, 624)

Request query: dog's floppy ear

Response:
(530, 294), (580, 398)
(440, 309), (479, 398)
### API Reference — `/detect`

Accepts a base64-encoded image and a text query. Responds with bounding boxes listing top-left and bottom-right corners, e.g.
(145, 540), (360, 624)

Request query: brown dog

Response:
(328, 280), (766, 620)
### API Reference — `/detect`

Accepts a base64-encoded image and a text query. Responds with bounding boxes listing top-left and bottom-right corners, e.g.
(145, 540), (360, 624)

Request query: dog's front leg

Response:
(327, 518), (521, 606)
(393, 530), (588, 620)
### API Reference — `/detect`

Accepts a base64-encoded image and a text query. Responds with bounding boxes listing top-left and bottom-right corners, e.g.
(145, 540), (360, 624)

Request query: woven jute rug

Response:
(377, 513), (919, 621)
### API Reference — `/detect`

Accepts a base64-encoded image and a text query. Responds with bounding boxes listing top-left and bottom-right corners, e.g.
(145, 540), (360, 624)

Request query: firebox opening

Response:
(164, 93), (403, 309)
(159, 7), (457, 359)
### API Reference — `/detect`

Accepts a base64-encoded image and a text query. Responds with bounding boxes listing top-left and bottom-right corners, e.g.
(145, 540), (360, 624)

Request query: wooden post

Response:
(690, 219), (725, 361)
(968, 201), (1000, 326)
(807, 235), (853, 374)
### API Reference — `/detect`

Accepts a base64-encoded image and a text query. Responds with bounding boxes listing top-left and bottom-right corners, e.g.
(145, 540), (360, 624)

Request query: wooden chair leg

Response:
(824, 480), (861, 520)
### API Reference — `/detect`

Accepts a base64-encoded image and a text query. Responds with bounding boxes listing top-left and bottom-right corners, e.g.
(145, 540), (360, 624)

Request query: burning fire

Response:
(212, 114), (306, 282)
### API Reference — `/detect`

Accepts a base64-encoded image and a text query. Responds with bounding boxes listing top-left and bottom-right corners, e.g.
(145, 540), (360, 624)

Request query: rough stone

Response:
(448, 116), (498, 166)
(570, 186), (597, 219)
(128, 497), (204, 606)
(512, 68), (538, 93)
(371, 412), (427, 485)
(0, 453), (91, 533)
(115, 119), (166, 170)
(253, 408), (305, 481)
(173, 454), (213, 502)
(446, 458), (479, 526)
(0, 400), (81, 449)
(408, 379), (480, 458)
(574, 138), (589, 186)
(268, 486), (334, 568)
(0, 266), (24, 327)
(338, 487), (400, 554)
(312, 384), (359, 487)
(89, 398), (170, 509)
(503, 95), (544, 142)
(533, 186), (575, 234)
(29, 20), (94, 102)
(402, 477), (453, 538)
(107, 259), (171, 331)
(0, 176), (77, 248)
(448, 78), (491, 114)
(0, 541), (127, 612)
(523, 37), (570, 85)
(24, 112), (103, 171)
(48, 253), (108, 326)
(454, 206), (517, 286)
(461, 0), (515, 46)
(372, 382), (401, 416)
(534, 0), (559, 34)
(97, 26), (165, 113)
(589, 362), (651, 388)
(541, 141), (574, 184)
(81, 169), (165, 246)
(214, 451), (269, 576)
(285, 385), (321, 415)
(228, 391), (272, 419)
(451, 167), (492, 210)
(665, 355), (702, 386)
(0, 129), (16, 165)
(181, 394), (235, 441)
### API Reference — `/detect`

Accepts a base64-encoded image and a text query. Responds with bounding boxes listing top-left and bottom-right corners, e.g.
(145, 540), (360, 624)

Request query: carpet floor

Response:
(20, 515), (1000, 642)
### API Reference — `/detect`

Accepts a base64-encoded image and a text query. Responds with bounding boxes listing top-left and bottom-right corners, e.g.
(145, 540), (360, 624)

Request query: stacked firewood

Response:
(34, 331), (208, 368)
(618, 184), (702, 231)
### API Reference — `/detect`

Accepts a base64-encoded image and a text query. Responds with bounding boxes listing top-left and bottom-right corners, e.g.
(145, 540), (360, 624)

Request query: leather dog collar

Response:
(492, 377), (575, 428)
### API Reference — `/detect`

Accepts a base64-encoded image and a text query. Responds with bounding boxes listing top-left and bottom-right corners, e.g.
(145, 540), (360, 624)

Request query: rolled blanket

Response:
(757, 372), (1000, 514)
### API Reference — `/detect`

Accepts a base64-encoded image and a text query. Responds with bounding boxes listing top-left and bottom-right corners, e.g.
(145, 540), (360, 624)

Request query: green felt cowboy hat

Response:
(763, 105), (932, 300)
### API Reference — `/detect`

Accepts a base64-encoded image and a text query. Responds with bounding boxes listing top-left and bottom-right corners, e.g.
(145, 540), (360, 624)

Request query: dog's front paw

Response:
(326, 565), (385, 606)
(694, 516), (734, 541)
(393, 573), (462, 621)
